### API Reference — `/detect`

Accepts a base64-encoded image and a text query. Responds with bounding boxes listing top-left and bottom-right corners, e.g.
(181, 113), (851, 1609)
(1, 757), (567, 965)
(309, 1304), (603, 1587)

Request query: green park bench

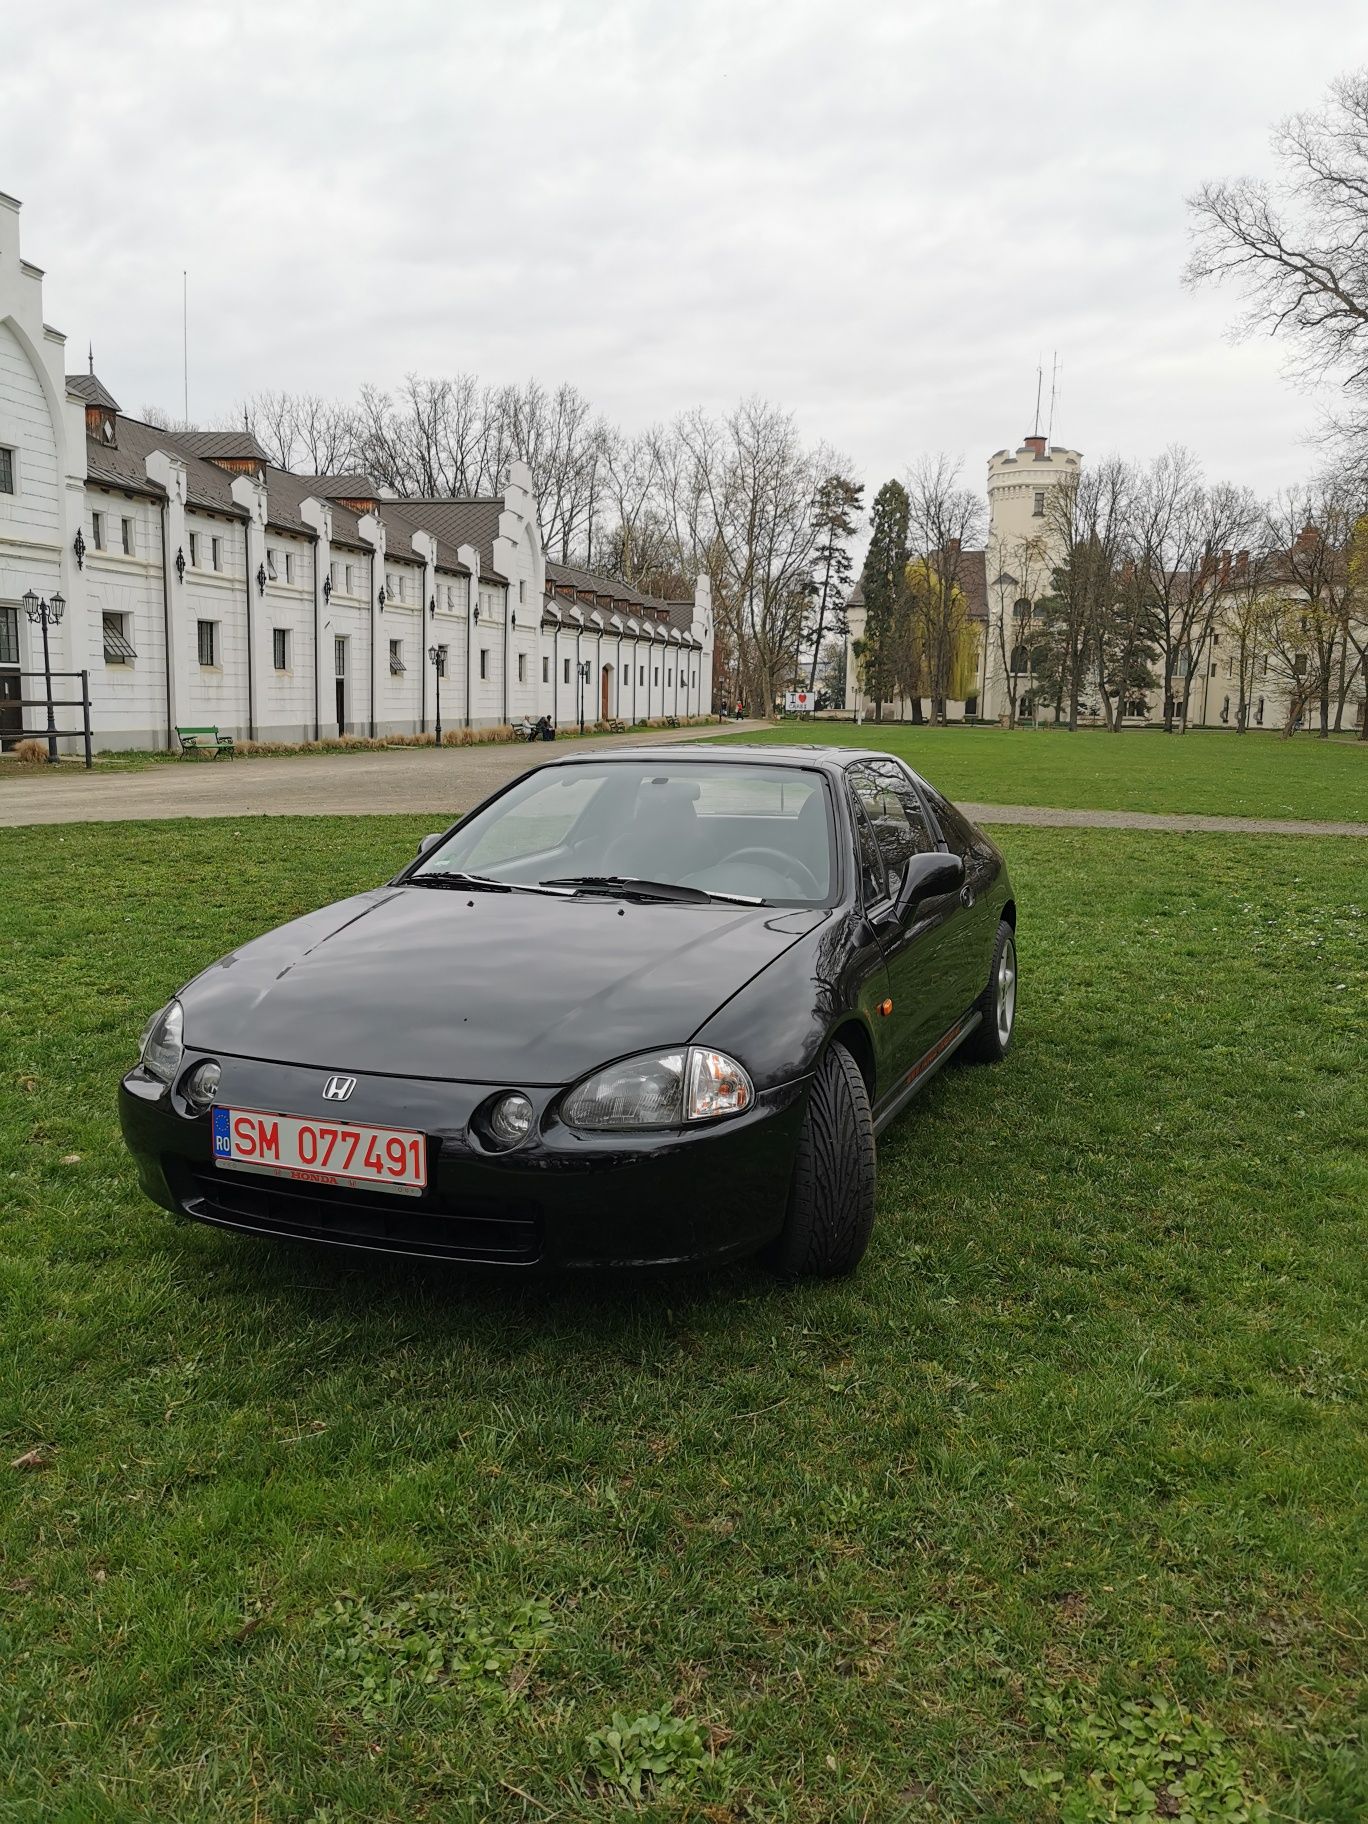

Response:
(606, 718), (626, 733)
(176, 725), (236, 758)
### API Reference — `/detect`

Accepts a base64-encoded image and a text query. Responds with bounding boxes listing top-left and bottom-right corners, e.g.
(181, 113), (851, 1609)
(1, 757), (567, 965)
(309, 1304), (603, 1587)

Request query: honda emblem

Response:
(321, 1074), (357, 1102)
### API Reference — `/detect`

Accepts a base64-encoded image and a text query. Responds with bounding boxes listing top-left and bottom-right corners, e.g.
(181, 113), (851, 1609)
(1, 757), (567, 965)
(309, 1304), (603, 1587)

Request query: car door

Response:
(914, 774), (1002, 1013)
(847, 760), (962, 1090)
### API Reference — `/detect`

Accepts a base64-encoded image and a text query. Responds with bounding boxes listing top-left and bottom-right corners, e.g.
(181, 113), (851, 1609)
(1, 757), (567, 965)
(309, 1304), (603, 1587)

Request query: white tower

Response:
(981, 434), (1082, 721)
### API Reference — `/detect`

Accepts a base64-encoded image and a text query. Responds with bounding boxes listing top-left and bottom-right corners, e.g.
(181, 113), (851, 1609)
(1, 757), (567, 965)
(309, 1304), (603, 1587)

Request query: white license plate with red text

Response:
(211, 1106), (427, 1196)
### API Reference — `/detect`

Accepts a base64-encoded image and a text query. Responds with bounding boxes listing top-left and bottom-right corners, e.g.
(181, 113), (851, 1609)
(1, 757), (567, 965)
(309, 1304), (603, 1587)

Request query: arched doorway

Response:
(600, 663), (613, 721)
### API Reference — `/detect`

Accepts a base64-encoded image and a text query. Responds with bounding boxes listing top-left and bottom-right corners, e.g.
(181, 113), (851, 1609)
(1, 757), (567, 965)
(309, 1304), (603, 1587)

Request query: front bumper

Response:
(119, 1054), (808, 1268)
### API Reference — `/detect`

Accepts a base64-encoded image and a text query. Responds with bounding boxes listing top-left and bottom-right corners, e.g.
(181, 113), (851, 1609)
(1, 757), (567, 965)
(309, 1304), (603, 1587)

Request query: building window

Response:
(445, 585), (455, 610)
(0, 605), (18, 664)
(1010, 643), (1030, 674)
(102, 612), (137, 664)
(1013, 597), (1031, 618)
(334, 636), (347, 677)
(519, 579), (526, 604)
(330, 559), (342, 588)
(563, 658), (570, 684)
(1256, 696), (1265, 725)
(517, 653), (527, 684)
(211, 536), (223, 572)
(1294, 652), (1308, 675)
(197, 620), (218, 668)
(542, 655), (549, 684)
(345, 564), (355, 594)
(435, 644), (447, 678)
(267, 547), (279, 581)
(479, 648), (489, 681)
(389, 638), (405, 675)
(190, 532), (201, 568)
(273, 629), (289, 671)
(285, 552), (296, 584)
(692, 670), (696, 688)
(1221, 695), (1230, 723)
(653, 667), (659, 685)
(121, 516), (134, 556)
(1209, 661), (1217, 677)
(91, 510), (105, 550)
(1032, 490), (1045, 517)
(639, 665), (645, 684)
(0, 446), (14, 494)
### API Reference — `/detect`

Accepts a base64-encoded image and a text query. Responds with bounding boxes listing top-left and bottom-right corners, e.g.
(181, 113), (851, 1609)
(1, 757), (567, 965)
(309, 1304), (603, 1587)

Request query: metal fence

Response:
(2, 669), (94, 768)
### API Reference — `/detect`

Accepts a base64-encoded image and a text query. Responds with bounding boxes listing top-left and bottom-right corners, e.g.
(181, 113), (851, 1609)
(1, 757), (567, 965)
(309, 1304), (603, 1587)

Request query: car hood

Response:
(179, 885), (827, 1083)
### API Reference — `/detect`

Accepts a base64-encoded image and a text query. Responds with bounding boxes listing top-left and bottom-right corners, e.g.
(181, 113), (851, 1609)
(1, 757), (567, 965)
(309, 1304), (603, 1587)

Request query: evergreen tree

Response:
(805, 475), (864, 690)
(857, 480), (910, 721)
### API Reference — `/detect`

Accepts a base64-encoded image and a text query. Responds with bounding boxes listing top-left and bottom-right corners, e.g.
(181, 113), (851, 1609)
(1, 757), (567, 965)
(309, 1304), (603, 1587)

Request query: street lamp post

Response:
(428, 645), (443, 747)
(22, 588), (65, 764)
(577, 658), (591, 735)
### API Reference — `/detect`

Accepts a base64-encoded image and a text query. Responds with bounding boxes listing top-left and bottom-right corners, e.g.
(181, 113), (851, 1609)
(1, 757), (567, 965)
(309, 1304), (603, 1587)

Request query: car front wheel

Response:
(767, 1041), (876, 1278)
(965, 920), (1016, 1063)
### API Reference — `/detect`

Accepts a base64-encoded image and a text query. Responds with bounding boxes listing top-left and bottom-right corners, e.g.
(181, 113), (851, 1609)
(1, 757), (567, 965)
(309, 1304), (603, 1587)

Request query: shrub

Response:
(13, 739), (48, 764)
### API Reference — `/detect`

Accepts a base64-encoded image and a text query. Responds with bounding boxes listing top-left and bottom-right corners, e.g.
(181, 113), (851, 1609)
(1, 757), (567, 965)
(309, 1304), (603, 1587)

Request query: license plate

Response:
(211, 1106), (427, 1197)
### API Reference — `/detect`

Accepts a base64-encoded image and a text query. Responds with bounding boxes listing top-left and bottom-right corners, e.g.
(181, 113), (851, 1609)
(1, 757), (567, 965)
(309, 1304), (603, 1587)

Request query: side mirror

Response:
(897, 850), (964, 912)
(417, 833), (443, 856)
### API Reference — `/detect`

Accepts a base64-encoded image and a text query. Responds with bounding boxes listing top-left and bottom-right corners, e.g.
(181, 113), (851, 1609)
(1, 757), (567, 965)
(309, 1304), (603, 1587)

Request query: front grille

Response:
(181, 1165), (541, 1264)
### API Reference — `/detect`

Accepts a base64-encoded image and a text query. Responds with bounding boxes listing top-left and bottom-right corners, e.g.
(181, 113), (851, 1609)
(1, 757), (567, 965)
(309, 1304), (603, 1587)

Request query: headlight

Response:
(139, 999), (184, 1085)
(561, 1047), (752, 1131)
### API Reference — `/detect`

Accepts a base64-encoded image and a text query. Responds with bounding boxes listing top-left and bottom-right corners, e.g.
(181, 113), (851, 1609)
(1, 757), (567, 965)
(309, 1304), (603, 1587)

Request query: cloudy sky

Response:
(4, 0), (1366, 498)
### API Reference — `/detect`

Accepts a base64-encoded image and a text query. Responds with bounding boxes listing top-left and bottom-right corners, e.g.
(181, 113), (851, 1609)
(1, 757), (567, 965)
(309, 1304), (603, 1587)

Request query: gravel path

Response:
(2, 729), (1364, 837)
(0, 723), (769, 827)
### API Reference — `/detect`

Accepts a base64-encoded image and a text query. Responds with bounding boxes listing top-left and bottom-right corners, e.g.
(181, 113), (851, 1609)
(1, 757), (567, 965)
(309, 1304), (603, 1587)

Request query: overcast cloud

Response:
(5, 0), (1367, 498)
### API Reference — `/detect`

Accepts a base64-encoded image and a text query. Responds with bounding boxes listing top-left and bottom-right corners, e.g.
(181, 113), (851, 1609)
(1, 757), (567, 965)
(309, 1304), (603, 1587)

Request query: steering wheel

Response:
(723, 846), (822, 897)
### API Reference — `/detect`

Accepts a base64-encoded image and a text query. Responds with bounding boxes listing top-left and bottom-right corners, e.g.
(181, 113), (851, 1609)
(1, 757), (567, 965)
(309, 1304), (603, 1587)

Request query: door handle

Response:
(958, 883), (974, 908)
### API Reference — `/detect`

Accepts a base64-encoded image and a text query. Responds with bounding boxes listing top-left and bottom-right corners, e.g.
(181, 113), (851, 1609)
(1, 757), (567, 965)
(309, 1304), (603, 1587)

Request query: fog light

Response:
(183, 1059), (221, 1114)
(488, 1092), (533, 1147)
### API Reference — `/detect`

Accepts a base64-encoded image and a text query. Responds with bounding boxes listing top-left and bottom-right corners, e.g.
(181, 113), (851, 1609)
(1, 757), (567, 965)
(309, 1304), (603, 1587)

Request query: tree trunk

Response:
(910, 698), (924, 725)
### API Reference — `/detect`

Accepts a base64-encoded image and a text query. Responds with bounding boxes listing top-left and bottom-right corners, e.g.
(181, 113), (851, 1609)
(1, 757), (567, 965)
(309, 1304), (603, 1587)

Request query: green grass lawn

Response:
(2, 818), (1364, 1822)
(716, 723), (1368, 822)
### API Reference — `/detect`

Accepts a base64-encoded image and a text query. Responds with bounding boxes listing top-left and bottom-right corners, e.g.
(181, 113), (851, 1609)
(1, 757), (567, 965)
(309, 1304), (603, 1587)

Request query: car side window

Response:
(849, 761), (935, 899)
(918, 778), (986, 864)
(847, 787), (889, 906)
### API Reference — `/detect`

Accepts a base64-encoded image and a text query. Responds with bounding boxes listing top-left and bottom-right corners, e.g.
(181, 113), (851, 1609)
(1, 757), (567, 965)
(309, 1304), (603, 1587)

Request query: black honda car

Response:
(119, 745), (1017, 1276)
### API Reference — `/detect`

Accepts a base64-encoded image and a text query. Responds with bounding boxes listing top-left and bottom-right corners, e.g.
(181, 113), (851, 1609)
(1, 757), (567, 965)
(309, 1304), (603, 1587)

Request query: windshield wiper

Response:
(540, 875), (765, 906)
(409, 871), (572, 897)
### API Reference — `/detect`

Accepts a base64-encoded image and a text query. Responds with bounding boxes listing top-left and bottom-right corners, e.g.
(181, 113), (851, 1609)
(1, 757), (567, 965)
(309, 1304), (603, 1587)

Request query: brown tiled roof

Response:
(376, 499), (471, 574)
(295, 471), (382, 503)
(67, 372), (120, 411)
(544, 558), (696, 634)
(259, 464), (365, 547)
(86, 414), (245, 515)
(397, 498), (507, 580)
(173, 429), (270, 463)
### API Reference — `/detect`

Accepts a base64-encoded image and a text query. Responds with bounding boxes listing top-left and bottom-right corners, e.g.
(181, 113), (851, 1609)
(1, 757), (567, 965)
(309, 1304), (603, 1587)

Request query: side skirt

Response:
(872, 1010), (982, 1137)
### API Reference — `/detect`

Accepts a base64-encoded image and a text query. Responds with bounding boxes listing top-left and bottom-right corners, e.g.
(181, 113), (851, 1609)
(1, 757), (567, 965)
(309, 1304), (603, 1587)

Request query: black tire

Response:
(767, 1041), (876, 1278)
(964, 920), (1017, 1064)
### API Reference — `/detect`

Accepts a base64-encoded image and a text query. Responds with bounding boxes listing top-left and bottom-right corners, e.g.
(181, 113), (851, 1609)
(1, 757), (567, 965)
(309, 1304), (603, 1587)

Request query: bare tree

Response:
(1186, 71), (1368, 458)
(905, 455), (986, 722)
(1038, 457), (1131, 729)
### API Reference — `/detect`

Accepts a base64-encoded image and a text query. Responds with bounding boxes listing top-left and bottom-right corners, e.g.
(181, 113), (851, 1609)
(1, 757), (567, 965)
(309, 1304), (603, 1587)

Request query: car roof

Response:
(540, 741), (896, 773)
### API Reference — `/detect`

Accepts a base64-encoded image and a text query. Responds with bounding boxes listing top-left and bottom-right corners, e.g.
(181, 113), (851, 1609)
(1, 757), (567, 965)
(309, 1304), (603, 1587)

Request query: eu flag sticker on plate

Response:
(211, 1107), (232, 1157)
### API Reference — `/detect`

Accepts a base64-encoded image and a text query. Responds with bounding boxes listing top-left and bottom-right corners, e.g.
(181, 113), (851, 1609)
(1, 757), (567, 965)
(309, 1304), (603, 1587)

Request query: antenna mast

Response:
(1032, 358), (1043, 438)
(182, 270), (189, 424)
(1046, 352), (1060, 443)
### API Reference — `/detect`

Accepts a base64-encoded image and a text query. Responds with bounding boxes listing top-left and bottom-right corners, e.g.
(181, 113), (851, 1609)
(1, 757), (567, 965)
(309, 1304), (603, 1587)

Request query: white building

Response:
(1, 193), (712, 753)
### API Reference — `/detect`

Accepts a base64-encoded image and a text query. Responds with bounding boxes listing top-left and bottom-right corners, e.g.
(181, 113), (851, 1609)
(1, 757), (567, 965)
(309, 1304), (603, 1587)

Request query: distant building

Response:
(0, 193), (712, 752)
(845, 431), (1365, 733)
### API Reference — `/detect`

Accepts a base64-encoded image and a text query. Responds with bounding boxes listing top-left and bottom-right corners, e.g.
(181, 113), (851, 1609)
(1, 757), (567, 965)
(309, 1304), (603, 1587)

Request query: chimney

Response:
(1023, 435), (1047, 458)
(1294, 523), (1319, 553)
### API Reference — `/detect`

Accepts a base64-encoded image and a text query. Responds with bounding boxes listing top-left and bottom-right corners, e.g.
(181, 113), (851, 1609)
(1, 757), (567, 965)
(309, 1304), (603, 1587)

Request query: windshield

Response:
(412, 760), (835, 906)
